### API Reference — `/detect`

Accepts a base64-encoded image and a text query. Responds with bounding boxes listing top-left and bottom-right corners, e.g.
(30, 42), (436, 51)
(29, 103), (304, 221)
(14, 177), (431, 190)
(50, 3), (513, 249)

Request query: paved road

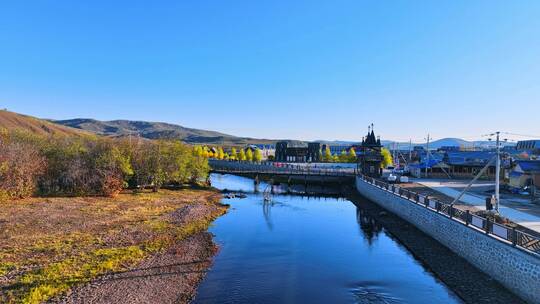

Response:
(415, 179), (540, 234)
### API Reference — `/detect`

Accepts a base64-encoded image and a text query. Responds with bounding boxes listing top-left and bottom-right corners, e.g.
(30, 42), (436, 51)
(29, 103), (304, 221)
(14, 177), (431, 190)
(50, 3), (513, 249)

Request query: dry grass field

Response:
(0, 189), (227, 303)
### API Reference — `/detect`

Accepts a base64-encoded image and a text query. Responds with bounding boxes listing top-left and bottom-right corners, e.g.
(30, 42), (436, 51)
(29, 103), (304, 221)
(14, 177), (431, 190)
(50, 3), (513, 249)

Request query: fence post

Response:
(436, 201), (441, 212)
(485, 218), (490, 234)
(449, 205), (453, 218)
(512, 227), (517, 246)
(465, 210), (470, 226)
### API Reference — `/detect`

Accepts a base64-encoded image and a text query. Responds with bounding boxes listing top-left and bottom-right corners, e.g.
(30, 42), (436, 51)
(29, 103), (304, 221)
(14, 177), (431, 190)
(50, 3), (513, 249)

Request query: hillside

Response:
(0, 110), (90, 137)
(53, 118), (275, 145)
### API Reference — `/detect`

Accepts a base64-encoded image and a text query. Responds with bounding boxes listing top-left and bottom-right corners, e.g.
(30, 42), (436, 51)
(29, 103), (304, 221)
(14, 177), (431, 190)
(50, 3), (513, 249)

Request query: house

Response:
(508, 160), (540, 191)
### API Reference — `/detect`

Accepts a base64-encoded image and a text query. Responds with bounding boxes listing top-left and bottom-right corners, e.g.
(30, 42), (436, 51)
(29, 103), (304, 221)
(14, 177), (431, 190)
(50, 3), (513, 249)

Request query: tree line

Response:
(0, 129), (209, 200)
(322, 146), (357, 163)
(194, 146), (263, 162)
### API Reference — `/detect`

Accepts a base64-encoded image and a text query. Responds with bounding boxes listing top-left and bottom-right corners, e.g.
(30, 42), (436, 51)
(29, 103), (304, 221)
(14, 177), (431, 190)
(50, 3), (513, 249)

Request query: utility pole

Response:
(395, 142), (399, 169)
(495, 131), (501, 213)
(409, 139), (412, 164)
(425, 134), (431, 178)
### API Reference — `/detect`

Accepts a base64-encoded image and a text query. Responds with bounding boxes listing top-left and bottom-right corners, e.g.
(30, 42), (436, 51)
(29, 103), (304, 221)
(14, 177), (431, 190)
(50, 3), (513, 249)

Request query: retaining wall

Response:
(356, 177), (540, 303)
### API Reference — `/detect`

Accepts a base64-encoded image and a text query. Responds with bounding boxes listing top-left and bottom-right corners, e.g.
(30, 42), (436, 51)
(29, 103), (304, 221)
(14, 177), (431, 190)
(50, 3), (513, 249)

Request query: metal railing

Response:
(358, 174), (540, 257)
(209, 159), (357, 177)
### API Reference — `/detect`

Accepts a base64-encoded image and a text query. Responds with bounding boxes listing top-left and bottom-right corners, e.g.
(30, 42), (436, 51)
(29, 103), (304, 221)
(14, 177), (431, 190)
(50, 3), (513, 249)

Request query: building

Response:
(409, 151), (504, 179)
(357, 127), (383, 177)
(274, 141), (321, 162)
(508, 160), (540, 193)
(409, 152), (450, 178)
(443, 151), (498, 179)
(516, 140), (540, 151)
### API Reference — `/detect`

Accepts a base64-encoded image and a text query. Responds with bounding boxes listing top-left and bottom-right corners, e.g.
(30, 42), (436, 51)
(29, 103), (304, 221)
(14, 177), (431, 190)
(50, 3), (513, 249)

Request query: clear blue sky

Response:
(1, 1), (539, 142)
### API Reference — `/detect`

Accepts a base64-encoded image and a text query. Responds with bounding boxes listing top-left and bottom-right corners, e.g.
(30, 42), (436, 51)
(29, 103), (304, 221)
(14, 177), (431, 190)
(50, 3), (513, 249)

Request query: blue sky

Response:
(1, 1), (539, 142)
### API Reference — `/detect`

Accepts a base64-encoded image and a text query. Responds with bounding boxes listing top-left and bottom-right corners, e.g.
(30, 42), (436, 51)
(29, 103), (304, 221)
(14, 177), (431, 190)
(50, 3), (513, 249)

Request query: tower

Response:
(358, 124), (383, 177)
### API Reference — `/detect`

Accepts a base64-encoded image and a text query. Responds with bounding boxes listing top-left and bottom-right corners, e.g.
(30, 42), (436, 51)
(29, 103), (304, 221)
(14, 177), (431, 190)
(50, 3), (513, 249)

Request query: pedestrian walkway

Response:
(416, 179), (540, 234)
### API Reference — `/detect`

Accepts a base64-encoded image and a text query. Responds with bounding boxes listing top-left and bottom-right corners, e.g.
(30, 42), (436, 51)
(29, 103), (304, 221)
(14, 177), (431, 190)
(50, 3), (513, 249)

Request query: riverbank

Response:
(347, 191), (525, 304)
(0, 189), (228, 304)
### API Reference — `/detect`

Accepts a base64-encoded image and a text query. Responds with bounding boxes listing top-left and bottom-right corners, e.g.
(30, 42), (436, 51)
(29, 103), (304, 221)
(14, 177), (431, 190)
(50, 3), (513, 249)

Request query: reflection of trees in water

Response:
(356, 207), (383, 245)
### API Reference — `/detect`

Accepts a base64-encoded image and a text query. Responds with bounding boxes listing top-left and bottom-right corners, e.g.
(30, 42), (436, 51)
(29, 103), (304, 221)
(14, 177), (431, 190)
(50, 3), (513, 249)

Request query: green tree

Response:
(381, 148), (393, 168)
(246, 148), (253, 162)
(253, 149), (262, 162)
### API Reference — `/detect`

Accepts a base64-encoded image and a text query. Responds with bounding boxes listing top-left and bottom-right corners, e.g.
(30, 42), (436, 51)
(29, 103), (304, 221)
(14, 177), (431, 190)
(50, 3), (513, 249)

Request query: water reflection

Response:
(195, 174), (461, 304)
(262, 200), (274, 231)
(356, 207), (383, 246)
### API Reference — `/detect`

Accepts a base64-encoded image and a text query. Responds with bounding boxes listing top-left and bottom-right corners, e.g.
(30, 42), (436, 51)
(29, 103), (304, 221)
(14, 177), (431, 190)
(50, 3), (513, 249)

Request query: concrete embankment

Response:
(355, 176), (540, 304)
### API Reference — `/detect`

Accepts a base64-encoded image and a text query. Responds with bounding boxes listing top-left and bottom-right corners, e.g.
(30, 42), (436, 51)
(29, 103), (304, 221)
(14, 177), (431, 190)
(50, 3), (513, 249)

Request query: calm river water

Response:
(193, 174), (462, 304)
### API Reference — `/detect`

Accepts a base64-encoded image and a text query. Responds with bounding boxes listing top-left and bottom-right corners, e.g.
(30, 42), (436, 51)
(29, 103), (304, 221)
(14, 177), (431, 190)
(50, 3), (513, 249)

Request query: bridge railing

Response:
(208, 159), (357, 176)
(358, 174), (540, 257)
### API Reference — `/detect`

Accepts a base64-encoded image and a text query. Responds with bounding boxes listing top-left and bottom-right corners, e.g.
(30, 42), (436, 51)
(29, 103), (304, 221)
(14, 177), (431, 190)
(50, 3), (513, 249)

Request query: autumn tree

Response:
(246, 148), (253, 162)
(230, 147), (237, 160)
(348, 147), (357, 163)
(217, 147), (225, 160)
(238, 149), (246, 161)
(0, 131), (46, 200)
(254, 148), (263, 162)
(323, 146), (332, 162)
(381, 148), (393, 168)
(338, 149), (348, 163)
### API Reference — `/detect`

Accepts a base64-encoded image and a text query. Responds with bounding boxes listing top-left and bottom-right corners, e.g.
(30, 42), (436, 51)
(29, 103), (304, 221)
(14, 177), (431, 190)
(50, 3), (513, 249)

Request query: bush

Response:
(0, 133), (46, 199)
(0, 129), (210, 199)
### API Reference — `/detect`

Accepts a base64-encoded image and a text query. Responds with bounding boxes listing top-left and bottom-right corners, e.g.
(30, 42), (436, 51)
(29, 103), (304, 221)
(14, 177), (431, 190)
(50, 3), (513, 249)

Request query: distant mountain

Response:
(52, 118), (276, 145)
(381, 137), (514, 150)
(0, 110), (91, 137)
(315, 140), (360, 146)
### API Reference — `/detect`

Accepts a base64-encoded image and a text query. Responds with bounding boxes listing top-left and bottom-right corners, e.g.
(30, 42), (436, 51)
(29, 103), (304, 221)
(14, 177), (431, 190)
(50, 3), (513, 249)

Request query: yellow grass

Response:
(0, 189), (226, 303)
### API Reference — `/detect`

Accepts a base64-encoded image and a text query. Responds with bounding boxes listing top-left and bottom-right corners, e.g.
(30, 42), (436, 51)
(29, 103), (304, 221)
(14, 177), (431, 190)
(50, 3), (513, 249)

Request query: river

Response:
(193, 174), (462, 304)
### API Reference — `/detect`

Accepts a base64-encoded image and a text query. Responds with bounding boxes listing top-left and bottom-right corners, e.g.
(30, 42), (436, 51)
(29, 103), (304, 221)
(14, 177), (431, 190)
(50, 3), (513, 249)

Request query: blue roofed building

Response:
(508, 160), (540, 192)
(409, 151), (504, 179)
(443, 151), (498, 179)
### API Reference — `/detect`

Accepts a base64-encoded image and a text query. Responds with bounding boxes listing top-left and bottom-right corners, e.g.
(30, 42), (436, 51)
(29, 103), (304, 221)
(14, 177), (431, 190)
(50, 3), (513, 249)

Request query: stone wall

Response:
(356, 177), (540, 304)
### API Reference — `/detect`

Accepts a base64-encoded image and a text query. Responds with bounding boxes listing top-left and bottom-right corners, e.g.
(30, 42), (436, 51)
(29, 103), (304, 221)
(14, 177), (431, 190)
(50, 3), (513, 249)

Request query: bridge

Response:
(209, 159), (357, 185)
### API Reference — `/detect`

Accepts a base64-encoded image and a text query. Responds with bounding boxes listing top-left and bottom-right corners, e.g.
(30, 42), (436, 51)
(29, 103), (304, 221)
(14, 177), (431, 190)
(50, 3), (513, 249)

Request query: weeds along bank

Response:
(0, 129), (209, 200)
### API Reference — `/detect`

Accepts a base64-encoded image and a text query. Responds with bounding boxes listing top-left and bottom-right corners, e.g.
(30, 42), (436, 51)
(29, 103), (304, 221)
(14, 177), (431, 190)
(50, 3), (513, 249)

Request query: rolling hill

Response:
(0, 110), (91, 137)
(52, 118), (276, 145)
